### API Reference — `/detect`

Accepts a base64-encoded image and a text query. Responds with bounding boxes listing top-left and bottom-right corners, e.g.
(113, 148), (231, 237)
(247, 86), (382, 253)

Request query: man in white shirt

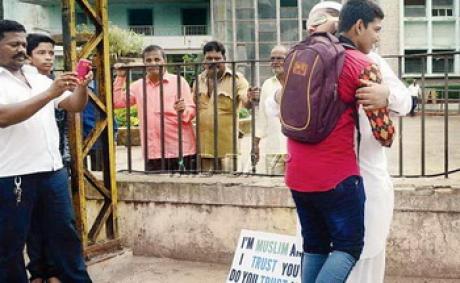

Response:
(254, 45), (288, 175)
(0, 20), (92, 283)
(407, 79), (421, 116)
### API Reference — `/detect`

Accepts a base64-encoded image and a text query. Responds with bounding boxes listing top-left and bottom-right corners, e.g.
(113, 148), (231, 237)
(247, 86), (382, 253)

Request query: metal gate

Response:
(61, 0), (118, 256)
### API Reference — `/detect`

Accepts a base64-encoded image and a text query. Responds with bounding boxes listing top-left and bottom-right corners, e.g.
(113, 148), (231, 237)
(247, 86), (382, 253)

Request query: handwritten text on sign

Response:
(227, 230), (302, 283)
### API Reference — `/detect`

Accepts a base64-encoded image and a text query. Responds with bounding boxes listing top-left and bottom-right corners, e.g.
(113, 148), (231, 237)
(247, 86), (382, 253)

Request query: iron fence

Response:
(106, 52), (460, 178)
(384, 51), (460, 178)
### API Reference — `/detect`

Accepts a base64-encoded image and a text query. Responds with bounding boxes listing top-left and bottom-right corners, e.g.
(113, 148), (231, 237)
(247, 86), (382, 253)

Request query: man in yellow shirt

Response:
(194, 41), (249, 171)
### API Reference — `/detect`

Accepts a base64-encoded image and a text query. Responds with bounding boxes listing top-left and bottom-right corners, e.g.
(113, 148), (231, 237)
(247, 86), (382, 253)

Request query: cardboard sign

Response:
(226, 230), (302, 283)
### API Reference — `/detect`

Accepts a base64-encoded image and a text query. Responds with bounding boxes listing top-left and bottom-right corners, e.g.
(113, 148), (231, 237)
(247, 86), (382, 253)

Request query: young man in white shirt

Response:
(25, 32), (65, 283)
(0, 20), (93, 283)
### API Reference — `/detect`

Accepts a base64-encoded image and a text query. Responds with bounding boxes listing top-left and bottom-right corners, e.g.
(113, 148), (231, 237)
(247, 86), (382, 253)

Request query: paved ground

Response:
(88, 251), (228, 283)
(115, 115), (460, 179)
(88, 250), (460, 283)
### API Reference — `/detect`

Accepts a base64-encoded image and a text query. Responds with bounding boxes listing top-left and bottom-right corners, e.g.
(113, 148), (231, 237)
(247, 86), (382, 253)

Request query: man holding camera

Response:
(0, 20), (92, 283)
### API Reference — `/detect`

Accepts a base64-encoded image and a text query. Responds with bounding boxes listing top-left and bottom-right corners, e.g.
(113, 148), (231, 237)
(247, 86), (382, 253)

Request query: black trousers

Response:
(145, 154), (197, 172)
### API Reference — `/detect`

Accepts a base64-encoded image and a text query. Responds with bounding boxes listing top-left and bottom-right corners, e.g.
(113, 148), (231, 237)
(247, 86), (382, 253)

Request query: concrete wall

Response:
(86, 174), (460, 279)
(378, 0), (401, 74)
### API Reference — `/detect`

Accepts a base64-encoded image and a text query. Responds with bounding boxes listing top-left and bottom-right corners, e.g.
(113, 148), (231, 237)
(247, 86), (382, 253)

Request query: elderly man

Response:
(254, 45), (288, 174)
(0, 20), (93, 282)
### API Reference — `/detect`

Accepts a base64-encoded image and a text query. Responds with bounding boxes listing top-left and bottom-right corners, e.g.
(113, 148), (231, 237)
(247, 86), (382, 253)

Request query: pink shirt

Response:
(113, 73), (196, 160)
(285, 50), (372, 192)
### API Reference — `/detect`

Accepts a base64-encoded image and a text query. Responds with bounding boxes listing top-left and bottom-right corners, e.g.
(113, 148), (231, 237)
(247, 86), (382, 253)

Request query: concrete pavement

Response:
(88, 250), (460, 283)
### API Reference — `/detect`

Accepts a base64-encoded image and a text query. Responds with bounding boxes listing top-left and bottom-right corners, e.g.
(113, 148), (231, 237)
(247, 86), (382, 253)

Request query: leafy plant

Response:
(181, 53), (202, 85)
(426, 84), (460, 99)
(114, 107), (139, 127)
(76, 24), (144, 60)
(239, 108), (251, 119)
(109, 25), (144, 59)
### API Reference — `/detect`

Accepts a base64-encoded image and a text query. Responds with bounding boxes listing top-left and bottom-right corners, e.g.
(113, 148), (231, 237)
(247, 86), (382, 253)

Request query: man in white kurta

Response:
(347, 51), (411, 282)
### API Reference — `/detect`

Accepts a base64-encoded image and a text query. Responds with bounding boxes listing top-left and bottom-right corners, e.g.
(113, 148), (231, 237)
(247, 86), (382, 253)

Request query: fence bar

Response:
(397, 56), (403, 177)
(125, 69), (132, 173)
(176, 65), (184, 172)
(232, 62), (238, 172)
(212, 64), (219, 171)
(420, 58), (426, 176)
(194, 64), (201, 172)
(159, 66), (166, 171)
(142, 67), (148, 171)
(250, 61), (257, 174)
(443, 56), (449, 178)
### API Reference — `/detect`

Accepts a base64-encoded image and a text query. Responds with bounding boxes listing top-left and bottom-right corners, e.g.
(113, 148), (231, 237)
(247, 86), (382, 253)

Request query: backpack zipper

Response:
(282, 53), (320, 131)
(280, 50), (297, 125)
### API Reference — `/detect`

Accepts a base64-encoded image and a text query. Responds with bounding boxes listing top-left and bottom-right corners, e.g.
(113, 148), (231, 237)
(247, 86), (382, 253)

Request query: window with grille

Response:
(404, 50), (428, 74)
(404, 0), (426, 17)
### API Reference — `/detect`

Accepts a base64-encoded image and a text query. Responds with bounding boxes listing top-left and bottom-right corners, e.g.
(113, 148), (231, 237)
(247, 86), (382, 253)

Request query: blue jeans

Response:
(291, 175), (365, 282)
(0, 169), (92, 283)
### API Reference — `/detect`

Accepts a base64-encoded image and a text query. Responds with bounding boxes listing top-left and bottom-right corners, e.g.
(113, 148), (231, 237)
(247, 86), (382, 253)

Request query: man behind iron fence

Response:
(194, 40), (250, 172)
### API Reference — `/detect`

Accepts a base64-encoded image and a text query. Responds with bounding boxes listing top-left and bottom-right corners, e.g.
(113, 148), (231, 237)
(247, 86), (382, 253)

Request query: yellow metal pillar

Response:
(61, 0), (118, 254)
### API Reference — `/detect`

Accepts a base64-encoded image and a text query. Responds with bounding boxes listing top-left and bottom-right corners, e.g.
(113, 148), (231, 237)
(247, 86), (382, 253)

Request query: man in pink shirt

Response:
(113, 45), (196, 171)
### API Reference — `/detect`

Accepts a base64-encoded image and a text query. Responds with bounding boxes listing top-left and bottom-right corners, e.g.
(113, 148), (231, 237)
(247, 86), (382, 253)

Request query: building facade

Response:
(402, 0), (460, 77)
(13, 0), (460, 82)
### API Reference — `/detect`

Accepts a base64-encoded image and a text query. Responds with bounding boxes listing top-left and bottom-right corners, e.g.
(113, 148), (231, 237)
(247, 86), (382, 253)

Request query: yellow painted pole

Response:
(62, 0), (118, 250)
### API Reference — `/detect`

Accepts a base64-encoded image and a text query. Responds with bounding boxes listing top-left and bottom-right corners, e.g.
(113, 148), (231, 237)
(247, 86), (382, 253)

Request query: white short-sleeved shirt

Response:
(0, 65), (71, 177)
(408, 84), (421, 98)
(255, 76), (286, 155)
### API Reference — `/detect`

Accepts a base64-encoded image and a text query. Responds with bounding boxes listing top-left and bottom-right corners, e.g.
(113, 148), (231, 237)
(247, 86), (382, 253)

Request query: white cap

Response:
(309, 1), (343, 16)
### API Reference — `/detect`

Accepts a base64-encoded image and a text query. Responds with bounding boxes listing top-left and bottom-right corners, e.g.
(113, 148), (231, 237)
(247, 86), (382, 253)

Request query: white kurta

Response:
(347, 52), (411, 283)
(255, 76), (286, 154)
(255, 76), (286, 173)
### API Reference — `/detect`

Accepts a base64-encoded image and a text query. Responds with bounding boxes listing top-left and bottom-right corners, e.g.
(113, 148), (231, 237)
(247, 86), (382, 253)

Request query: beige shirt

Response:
(194, 68), (249, 158)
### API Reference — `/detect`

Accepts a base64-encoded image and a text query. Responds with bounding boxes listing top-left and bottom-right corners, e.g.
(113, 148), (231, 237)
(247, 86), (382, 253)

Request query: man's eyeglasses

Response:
(270, 56), (285, 62)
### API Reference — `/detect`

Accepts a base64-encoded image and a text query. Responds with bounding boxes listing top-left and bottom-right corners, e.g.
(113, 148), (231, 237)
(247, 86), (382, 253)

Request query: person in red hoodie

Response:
(286, 1), (386, 282)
